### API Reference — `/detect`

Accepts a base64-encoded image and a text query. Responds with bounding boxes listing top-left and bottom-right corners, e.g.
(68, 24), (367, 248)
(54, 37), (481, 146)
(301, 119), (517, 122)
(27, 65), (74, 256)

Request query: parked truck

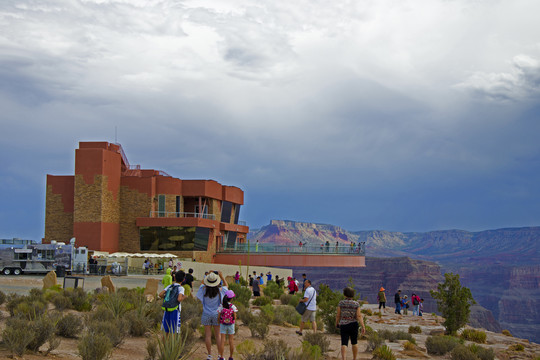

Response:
(0, 239), (88, 275)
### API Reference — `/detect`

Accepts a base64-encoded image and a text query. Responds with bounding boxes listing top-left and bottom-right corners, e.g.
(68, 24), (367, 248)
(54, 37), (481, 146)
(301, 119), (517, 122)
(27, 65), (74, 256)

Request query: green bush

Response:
(273, 305), (301, 325)
(468, 343), (495, 360)
(316, 284), (345, 335)
(461, 329), (486, 343)
(262, 281), (283, 299)
(378, 329), (416, 343)
(64, 288), (93, 311)
(451, 344), (478, 360)
(303, 332), (331, 354)
(27, 314), (57, 352)
(51, 293), (72, 310)
(125, 310), (152, 336)
(237, 304), (255, 326)
(426, 335), (460, 355)
(87, 318), (128, 347)
(258, 339), (290, 359)
(179, 296), (202, 325)
(288, 293), (302, 308)
(228, 283), (252, 307)
(248, 316), (270, 338)
(361, 308), (373, 316)
(260, 304), (275, 323)
(100, 292), (131, 318)
(2, 318), (33, 356)
(5, 293), (22, 316)
(155, 329), (196, 360)
(403, 341), (416, 350)
(236, 339), (257, 357)
(78, 332), (112, 360)
(408, 325), (422, 334)
(508, 343), (524, 351)
(56, 313), (84, 338)
(0, 290), (6, 305)
(253, 296), (273, 307)
(28, 288), (45, 302)
(372, 345), (396, 360)
(366, 331), (385, 352)
(13, 299), (47, 320)
(280, 293), (293, 305)
(501, 329), (512, 337)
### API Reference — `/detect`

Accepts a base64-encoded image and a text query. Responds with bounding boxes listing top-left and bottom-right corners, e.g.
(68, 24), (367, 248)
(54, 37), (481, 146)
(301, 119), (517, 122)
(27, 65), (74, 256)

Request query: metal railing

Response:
(149, 211), (216, 220)
(218, 242), (366, 256)
(238, 220), (247, 226)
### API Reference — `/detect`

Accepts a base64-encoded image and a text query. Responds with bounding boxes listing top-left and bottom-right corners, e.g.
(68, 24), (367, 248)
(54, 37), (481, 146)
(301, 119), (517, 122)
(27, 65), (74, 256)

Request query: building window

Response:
(234, 205), (241, 224)
(176, 196), (181, 217)
(221, 201), (232, 223)
(139, 226), (210, 251)
(158, 195), (166, 217)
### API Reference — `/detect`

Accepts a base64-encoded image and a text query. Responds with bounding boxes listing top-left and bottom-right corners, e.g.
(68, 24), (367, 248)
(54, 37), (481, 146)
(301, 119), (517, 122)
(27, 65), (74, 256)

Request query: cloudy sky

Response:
(1, 0), (539, 240)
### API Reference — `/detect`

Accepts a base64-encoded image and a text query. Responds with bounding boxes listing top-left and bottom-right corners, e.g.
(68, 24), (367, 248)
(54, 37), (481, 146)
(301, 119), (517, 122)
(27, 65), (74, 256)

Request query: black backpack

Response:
(412, 296), (419, 305)
(162, 284), (180, 310)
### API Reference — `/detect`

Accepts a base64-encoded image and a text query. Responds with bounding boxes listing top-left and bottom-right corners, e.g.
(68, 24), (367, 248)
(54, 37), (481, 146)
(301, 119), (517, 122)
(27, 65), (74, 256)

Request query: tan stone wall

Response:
(44, 186), (73, 242)
(119, 186), (153, 252)
(230, 204), (236, 224)
(165, 195), (177, 214)
(209, 199), (221, 222)
(74, 175), (119, 223)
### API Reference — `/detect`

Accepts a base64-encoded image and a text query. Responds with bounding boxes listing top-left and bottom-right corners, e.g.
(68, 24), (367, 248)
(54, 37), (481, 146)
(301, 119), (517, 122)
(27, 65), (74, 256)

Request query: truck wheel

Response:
(2, 268), (11, 275)
(12, 268), (22, 275)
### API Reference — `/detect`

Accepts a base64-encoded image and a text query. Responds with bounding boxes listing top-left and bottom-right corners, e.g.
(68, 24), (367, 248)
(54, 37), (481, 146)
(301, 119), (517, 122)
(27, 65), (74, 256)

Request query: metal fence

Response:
(218, 242), (366, 256)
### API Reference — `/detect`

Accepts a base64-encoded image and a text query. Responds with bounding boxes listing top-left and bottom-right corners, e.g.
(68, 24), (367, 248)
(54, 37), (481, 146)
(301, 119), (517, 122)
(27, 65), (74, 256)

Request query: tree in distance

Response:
(430, 272), (476, 335)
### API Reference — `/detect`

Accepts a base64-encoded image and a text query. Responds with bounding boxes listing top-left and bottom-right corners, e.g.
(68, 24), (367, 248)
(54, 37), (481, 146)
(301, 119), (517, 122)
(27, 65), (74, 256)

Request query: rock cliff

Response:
(249, 220), (540, 342)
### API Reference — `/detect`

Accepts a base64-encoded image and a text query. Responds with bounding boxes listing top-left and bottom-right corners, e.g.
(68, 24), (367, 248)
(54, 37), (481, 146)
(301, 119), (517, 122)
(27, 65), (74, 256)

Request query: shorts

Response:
(220, 323), (235, 334)
(339, 321), (359, 346)
(253, 291), (260, 297)
(201, 313), (219, 326)
(301, 309), (316, 323)
(162, 309), (181, 333)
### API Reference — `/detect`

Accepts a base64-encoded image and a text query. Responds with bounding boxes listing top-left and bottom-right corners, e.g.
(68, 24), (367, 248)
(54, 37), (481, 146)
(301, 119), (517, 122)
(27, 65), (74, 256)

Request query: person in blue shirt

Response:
(266, 271), (272, 282)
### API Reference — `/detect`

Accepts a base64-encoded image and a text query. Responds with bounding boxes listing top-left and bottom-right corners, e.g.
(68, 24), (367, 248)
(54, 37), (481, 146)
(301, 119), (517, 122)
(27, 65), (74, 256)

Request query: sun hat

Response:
(203, 272), (221, 287)
(379, 287), (385, 291)
(404, 295), (408, 298)
(225, 290), (235, 298)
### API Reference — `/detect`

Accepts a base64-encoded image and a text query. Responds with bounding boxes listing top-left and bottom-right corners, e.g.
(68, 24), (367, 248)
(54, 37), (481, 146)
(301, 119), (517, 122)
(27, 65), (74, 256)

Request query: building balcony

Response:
(217, 242), (366, 256)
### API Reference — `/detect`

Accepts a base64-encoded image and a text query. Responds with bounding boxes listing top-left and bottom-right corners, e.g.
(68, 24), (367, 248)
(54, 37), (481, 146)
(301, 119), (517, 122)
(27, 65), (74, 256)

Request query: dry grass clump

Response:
(460, 328), (487, 343)
(508, 343), (524, 351)
(425, 335), (461, 355)
(372, 345), (396, 360)
(303, 332), (331, 354)
(78, 332), (112, 360)
(56, 313), (84, 338)
(501, 329), (512, 337)
(408, 325), (422, 334)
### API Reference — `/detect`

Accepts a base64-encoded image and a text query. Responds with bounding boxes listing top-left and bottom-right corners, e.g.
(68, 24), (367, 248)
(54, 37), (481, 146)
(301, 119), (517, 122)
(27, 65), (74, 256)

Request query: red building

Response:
(44, 142), (248, 263)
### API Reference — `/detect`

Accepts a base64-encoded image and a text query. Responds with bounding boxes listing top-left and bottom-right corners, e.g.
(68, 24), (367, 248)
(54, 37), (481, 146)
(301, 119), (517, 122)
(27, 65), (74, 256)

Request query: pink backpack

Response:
(220, 306), (235, 324)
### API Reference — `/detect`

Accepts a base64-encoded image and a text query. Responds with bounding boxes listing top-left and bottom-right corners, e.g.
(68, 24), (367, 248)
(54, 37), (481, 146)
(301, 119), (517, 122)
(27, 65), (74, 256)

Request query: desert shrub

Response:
(13, 299), (48, 320)
(56, 313), (84, 338)
(248, 317), (270, 338)
(100, 292), (131, 318)
(51, 293), (72, 310)
(253, 296), (273, 307)
(378, 329), (416, 343)
(287, 293), (302, 308)
(237, 304), (255, 325)
(126, 310), (152, 336)
(78, 332), (112, 360)
(260, 304), (275, 323)
(64, 288), (93, 311)
(228, 283), (252, 307)
(0, 290), (6, 305)
(2, 318), (33, 356)
(461, 328), (486, 343)
(360, 325), (375, 340)
(468, 343), (495, 360)
(361, 308), (373, 316)
(236, 339), (257, 357)
(155, 330), (196, 360)
(145, 300), (165, 329)
(508, 343), (524, 351)
(28, 288), (45, 302)
(240, 277), (248, 286)
(426, 335), (460, 355)
(259, 339), (290, 359)
(263, 281), (283, 299)
(303, 332), (331, 354)
(6, 293), (22, 316)
(451, 344), (478, 360)
(372, 345), (396, 360)
(179, 296), (202, 324)
(501, 329), (512, 337)
(403, 341), (416, 350)
(146, 336), (158, 360)
(408, 325), (422, 334)
(27, 314), (57, 352)
(273, 305), (301, 325)
(280, 293), (293, 305)
(287, 341), (323, 360)
(89, 306), (115, 322)
(366, 331), (385, 352)
(87, 318), (128, 347)
(316, 284), (345, 335)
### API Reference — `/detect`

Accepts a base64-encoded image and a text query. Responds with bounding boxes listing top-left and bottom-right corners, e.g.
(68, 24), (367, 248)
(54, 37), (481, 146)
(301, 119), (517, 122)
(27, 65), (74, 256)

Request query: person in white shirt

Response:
(296, 279), (317, 335)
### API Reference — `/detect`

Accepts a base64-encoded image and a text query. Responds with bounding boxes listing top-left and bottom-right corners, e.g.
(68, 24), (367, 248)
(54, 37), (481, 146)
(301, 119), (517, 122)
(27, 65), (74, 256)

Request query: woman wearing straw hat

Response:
(197, 270), (229, 360)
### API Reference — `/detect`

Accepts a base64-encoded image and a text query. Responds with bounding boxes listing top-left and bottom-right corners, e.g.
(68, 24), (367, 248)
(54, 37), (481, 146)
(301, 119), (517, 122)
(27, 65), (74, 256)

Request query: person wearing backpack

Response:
(412, 293), (420, 316)
(159, 270), (186, 333)
(197, 270), (229, 360)
(217, 290), (238, 360)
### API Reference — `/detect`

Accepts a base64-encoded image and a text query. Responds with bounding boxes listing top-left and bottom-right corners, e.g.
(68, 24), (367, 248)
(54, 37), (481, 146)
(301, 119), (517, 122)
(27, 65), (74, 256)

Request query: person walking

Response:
(234, 271), (240, 284)
(217, 290), (238, 360)
(296, 279), (317, 335)
(402, 295), (409, 315)
(288, 277), (298, 294)
(336, 287), (366, 360)
(159, 270), (186, 333)
(196, 271), (229, 360)
(411, 293), (421, 316)
(162, 267), (173, 288)
(377, 287), (386, 312)
(394, 290), (402, 315)
(252, 276), (261, 297)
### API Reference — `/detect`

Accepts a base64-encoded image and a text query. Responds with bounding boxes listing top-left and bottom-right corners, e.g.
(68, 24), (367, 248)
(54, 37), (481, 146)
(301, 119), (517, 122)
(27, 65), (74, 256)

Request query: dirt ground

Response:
(0, 274), (538, 360)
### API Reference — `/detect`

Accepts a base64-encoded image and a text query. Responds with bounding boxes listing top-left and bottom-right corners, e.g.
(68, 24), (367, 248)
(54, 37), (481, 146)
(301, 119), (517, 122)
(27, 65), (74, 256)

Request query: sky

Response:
(1, 0), (539, 240)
